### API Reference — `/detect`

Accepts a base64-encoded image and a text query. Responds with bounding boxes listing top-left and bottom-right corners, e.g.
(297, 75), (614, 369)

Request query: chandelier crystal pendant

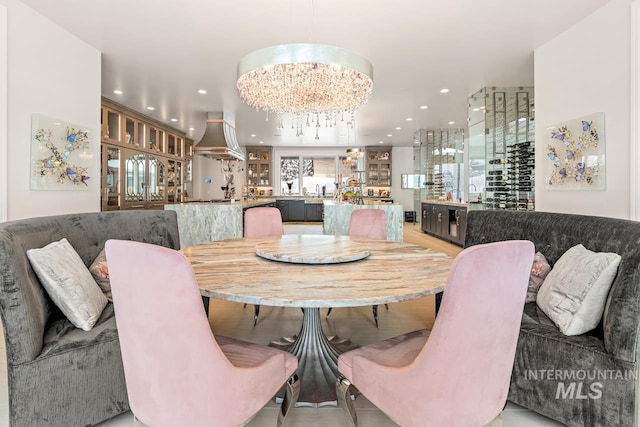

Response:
(236, 44), (374, 116)
(345, 147), (364, 158)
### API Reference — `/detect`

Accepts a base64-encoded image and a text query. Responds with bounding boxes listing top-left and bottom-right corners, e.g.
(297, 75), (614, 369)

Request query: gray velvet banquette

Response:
(0, 210), (180, 427)
(465, 210), (640, 427)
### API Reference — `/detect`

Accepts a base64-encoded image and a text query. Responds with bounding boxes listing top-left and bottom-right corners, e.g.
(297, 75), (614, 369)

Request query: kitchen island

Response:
(165, 199), (274, 248)
(323, 200), (404, 242)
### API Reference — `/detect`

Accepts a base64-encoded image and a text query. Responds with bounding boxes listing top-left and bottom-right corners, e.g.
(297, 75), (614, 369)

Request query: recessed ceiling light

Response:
(146, 106), (155, 111)
(440, 88), (449, 94)
(472, 108), (480, 112)
(53, 122), (61, 126)
(197, 89), (207, 94)
(395, 127), (401, 130)
(419, 105), (428, 110)
(448, 121), (455, 125)
(406, 117), (413, 121)
(113, 90), (123, 95)
(251, 134), (256, 137)
(414, 140), (420, 144)
(170, 118), (178, 122)
(518, 117), (527, 122)
(379, 141), (384, 144)
(387, 134), (392, 137)
(480, 106), (486, 110)
(188, 127), (195, 131)
(259, 141), (264, 144)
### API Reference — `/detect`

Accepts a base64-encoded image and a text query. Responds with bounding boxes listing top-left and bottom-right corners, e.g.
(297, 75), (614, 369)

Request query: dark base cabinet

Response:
(276, 199), (312, 222)
(289, 200), (305, 221)
(304, 203), (324, 222)
(421, 202), (467, 246)
(276, 200), (289, 222)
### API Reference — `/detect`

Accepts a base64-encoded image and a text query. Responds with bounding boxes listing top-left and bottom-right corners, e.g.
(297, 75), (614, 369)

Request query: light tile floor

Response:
(0, 223), (564, 427)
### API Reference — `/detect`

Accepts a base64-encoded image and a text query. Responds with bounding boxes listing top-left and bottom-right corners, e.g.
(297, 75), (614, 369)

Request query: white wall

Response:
(193, 155), (246, 200)
(534, 0), (632, 218)
(391, 146), (415, 212)
(0, 4), (7, 223)
(2, 0), (101, 221)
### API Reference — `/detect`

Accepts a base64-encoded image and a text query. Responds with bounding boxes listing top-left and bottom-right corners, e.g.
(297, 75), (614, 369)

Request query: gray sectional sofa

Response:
(464, 210), (640, 427)
(0, 210), (180, 427)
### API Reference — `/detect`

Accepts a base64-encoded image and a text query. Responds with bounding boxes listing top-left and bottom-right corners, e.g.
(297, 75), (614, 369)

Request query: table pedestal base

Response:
(270, 307), (359, 407)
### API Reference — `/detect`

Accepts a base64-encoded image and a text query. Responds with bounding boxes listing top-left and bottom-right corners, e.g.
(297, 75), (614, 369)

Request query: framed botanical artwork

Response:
(545, 112), (605, 191)
(30, 114), (94, 190)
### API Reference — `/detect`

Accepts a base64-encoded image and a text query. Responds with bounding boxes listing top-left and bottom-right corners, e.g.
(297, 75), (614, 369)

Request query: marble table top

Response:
(182, 236), (453, 308)
(255, 235), (370, 264)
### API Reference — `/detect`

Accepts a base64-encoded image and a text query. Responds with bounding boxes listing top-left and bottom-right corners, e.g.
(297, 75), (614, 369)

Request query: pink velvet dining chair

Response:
(328, 208), (388, 327)
(347, 208), (387, 241)
(244, 206), (284, 326)
(336, 240), (535, 427)
(105, 239), (300, 427)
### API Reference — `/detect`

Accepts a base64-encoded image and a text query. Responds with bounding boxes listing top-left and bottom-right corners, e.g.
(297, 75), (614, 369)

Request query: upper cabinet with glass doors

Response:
(365, 147), (392, 186)
(246, 146), (273, 189)
(100, 97), (188, 210)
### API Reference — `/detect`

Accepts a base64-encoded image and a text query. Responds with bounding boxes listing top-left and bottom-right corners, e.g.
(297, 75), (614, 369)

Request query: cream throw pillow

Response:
(27, 238), (108, 331)
(536, 244), (621, 336)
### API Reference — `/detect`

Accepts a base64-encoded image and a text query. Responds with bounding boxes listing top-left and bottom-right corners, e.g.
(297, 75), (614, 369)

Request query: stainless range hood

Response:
(193, 112), (246, 161)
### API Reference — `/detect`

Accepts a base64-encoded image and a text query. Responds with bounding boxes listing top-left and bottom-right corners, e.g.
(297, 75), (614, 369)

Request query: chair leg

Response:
(326, 307), (333, 317)
(253, 305), (260, 327)
(202, 296), (210, 317)
(385, 303), (389, 310)
(372, 305), (379, 328)
(277, 374), (300, 427)
(336, 375), (357, 426)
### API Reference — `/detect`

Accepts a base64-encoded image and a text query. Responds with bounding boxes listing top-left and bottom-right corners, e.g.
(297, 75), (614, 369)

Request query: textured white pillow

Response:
(536, 244), (621, 336)
(27, 238), (108, 331)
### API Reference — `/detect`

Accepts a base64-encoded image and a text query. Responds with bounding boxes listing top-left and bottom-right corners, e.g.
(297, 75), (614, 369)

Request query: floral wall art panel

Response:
(545, 112), (605, 191)
(30, 114), (93, 190)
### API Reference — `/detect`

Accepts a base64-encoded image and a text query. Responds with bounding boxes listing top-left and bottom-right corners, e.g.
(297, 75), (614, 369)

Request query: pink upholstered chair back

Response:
(351, 240), (534, 426)
(347, 209), (387, 240)
(244, 207), (284, 238)
(105, 240), (286, 427)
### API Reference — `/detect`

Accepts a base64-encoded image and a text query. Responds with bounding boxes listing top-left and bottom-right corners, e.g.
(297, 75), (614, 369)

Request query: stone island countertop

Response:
(165, 199), (274, 248)
(322, 200), (404, 242)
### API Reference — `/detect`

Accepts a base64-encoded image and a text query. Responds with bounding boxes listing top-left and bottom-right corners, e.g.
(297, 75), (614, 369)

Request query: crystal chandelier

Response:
(345, 147), (364, 158)
(236, 44), (374, 117)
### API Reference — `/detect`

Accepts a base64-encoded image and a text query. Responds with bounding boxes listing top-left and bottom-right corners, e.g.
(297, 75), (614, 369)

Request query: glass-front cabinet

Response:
(184, 139), (193, 201)
(123, 151), (146, 207)
(100, 97), (188, 210)
(101, 107), (122, 145)
(101, 145), (121, 211)
(167, 159), (183, 203)
(246, 146), (273, 191)
(122, 150), (167, 209)
(365, 148), (392, 186)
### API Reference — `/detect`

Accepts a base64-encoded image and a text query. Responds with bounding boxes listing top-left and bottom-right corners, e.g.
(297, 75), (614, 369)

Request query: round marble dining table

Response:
(181, 234), (453, 406)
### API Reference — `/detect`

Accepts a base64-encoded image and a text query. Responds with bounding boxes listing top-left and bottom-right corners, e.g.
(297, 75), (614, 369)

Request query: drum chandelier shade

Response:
(236, 44), (374, 115)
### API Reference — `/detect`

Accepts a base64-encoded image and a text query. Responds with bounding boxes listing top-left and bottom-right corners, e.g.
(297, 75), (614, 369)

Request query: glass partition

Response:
(413, 129), (465, 231)
(467, 86), (535, 210)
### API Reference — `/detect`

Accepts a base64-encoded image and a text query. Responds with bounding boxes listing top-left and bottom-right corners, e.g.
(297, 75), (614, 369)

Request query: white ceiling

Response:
(20, 0), (611, 148)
